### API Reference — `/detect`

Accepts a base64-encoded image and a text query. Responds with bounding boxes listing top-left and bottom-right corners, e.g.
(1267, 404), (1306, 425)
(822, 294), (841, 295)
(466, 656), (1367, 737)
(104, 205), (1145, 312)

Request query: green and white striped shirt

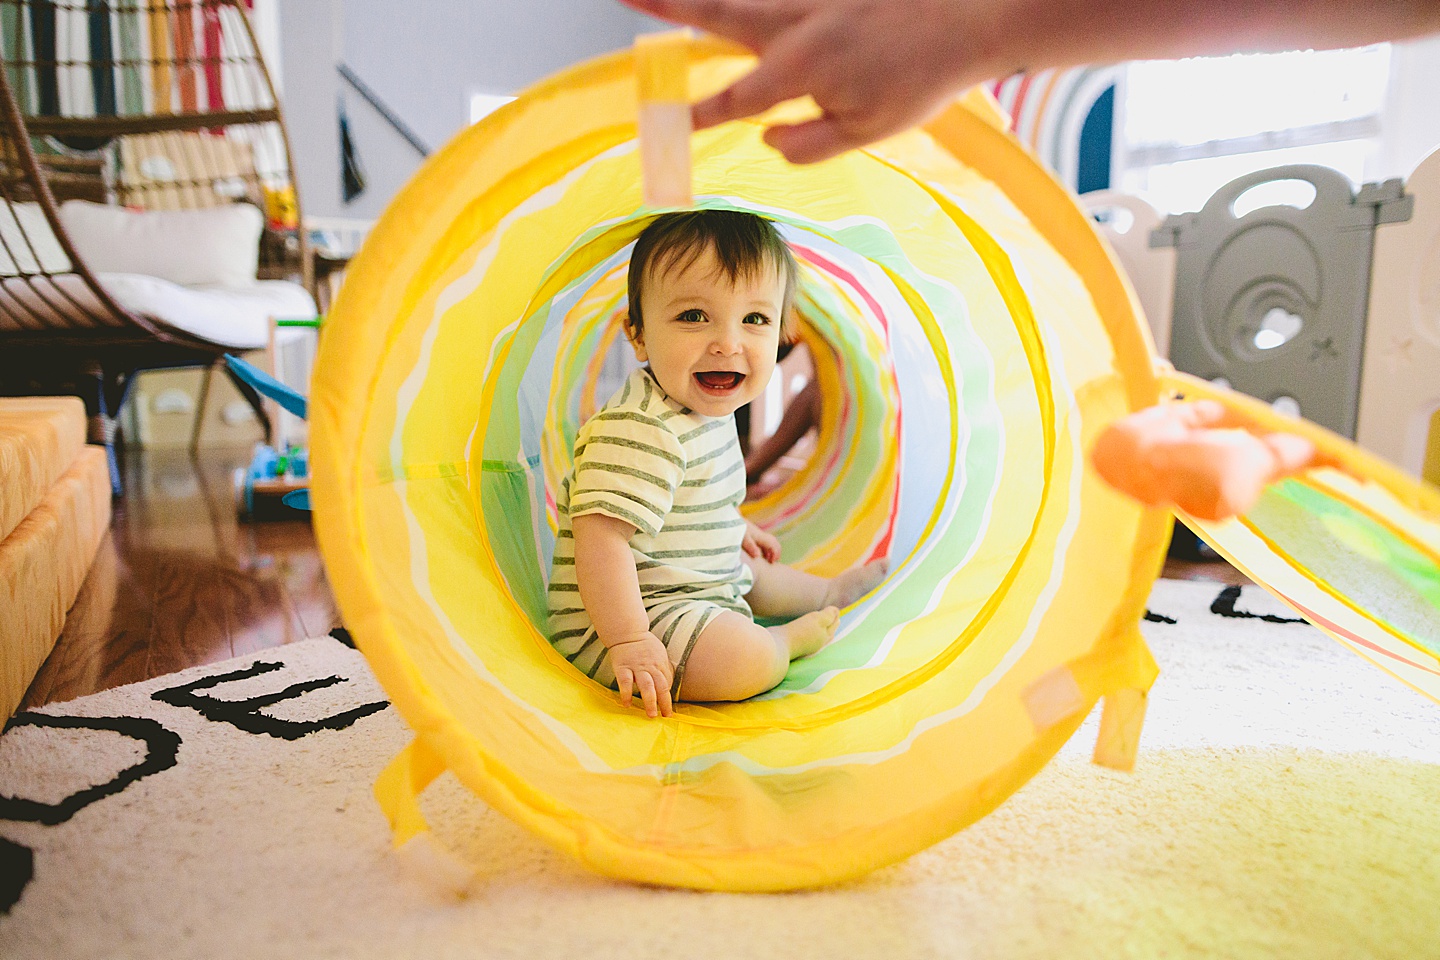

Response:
(548, 368), (753, 667)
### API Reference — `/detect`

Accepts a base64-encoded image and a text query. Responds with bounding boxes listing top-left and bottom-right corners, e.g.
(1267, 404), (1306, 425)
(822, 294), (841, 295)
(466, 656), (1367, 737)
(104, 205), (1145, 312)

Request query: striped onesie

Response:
(548, 367), (754, 698)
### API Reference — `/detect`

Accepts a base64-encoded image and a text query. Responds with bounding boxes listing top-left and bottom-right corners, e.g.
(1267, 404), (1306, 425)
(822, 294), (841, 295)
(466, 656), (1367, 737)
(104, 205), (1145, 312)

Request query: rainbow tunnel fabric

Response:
(310, 39), (1204, 892)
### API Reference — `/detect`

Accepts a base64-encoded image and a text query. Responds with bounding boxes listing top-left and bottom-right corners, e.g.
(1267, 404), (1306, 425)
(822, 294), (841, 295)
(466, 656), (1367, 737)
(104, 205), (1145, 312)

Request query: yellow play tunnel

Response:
(308, 36), (1438, 891)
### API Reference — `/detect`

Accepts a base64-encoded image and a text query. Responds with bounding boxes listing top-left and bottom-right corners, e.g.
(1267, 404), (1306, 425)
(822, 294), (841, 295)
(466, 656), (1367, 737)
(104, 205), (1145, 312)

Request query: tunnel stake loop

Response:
(636, 30), (694, 209)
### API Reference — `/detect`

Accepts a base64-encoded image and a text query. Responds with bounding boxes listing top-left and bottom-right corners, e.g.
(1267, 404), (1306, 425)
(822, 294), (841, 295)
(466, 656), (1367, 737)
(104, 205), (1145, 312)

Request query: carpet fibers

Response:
(2, 579), (1438, 959)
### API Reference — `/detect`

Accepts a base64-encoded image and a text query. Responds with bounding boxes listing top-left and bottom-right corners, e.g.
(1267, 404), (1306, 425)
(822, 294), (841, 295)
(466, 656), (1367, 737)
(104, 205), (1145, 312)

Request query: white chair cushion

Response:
(96, 273), (316, 349)
(59, 200), (264, 288)
(0, 201), (73, 276)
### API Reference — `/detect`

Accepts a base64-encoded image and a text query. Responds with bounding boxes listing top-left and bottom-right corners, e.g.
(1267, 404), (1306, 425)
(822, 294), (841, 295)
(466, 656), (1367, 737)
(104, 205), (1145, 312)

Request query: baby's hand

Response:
(609, 633), (675, 718)
(742, 522), (782, 564)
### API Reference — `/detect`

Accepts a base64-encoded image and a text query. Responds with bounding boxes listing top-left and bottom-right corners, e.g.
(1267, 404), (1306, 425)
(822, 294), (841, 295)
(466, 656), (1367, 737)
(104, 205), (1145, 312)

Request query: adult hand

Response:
(620, 0), (990, 164)
(609, 632), (676, 717)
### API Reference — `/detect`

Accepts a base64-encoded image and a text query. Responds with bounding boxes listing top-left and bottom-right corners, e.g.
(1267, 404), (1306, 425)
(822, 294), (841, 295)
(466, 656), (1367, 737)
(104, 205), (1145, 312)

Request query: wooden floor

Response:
(22, 446), (340, 710)
(21, 446), (1246, 710)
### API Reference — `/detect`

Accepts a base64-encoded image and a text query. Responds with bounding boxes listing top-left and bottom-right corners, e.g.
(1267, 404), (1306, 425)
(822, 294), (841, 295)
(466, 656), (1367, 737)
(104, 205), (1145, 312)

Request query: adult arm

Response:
(745, 377), (819, 487)
(620, 0), (1440, 163)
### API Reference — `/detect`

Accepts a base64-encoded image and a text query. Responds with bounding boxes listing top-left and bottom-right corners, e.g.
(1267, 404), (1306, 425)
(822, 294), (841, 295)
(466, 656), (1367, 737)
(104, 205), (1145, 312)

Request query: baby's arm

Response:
(571, 512), (674, 718)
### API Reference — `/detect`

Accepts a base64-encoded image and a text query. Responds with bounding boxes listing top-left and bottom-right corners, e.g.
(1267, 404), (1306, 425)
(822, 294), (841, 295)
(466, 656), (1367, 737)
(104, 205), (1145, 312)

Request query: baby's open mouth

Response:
(694, 371), (745, 392)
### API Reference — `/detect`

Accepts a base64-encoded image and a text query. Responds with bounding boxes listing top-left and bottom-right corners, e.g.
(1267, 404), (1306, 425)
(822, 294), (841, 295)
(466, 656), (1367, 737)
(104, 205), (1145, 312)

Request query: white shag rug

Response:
(2, 579), (1438, 960)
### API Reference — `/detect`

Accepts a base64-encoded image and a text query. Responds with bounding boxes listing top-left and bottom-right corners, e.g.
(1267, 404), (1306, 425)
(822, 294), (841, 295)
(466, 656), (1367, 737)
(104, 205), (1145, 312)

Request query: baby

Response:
(548, 210), (888, 718)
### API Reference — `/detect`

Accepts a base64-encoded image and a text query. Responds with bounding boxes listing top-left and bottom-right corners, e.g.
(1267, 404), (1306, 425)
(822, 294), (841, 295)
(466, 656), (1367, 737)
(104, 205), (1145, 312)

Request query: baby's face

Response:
(631, 244), (784, 418)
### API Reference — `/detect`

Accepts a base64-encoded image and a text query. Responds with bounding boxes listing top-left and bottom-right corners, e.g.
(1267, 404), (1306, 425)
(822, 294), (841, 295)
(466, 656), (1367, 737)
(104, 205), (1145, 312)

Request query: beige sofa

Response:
(0, 397), (111, 716)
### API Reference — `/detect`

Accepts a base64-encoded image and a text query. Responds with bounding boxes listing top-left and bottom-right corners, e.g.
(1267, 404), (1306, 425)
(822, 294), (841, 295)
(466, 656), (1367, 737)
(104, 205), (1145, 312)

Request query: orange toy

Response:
(1093, 399), (1335, 521)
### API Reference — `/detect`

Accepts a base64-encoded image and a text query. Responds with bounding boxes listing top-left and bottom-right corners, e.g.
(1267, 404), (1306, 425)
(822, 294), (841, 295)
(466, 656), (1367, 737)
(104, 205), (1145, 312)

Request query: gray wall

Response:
(277, 0), (662, 221)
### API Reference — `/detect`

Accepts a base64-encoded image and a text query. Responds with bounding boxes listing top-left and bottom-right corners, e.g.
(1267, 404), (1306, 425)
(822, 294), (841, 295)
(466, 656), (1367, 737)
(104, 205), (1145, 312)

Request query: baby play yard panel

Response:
(309, 35), (1440, 892)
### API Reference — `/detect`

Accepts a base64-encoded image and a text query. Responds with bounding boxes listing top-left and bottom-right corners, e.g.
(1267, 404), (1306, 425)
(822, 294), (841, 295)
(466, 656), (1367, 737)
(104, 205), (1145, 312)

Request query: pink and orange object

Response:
(1094, 397), (1333, 522)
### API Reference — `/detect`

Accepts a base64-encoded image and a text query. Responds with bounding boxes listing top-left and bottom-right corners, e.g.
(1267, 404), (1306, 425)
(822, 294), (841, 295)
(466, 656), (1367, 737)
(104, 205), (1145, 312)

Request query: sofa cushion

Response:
(0, 445), (111, 718)
(0, 396), (87, 543)
(59, 199), (264, 287)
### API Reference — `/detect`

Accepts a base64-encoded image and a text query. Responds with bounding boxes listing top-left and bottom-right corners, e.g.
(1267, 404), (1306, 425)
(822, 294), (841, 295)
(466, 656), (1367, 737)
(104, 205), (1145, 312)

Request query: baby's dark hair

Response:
(626, 210), (799, 342)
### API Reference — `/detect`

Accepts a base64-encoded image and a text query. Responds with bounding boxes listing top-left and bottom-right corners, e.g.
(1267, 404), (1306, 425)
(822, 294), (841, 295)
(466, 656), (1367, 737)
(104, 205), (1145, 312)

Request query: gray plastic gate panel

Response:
(1154, 165), (1411, 438)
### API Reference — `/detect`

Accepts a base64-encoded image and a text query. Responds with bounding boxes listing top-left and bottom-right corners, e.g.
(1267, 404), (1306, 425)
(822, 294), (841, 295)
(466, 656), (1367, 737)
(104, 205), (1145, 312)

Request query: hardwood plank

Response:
(226, 545), (311, 660)
(143, 551), (245, 679)
(270, 549), (341, 644)
(1161, 557), (1251, 586)
(21, 446), (338, 709)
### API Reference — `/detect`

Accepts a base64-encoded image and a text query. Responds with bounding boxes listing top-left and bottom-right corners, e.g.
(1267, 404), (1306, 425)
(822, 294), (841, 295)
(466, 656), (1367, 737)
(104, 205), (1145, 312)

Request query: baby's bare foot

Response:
(772, 607), (839, 660)
(823, 559), (889, 609)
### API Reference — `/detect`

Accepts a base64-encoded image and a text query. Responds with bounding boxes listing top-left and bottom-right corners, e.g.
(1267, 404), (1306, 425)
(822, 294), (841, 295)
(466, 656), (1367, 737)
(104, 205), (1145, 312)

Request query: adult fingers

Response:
(763, 115), (865, 165)
(617, 0), (802, 51)
(691, 52), (810, 131)
(617, 668), (634, 708)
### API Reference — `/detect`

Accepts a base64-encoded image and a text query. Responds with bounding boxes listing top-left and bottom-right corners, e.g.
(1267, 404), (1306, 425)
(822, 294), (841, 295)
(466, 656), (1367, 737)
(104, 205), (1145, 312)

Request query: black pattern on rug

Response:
(0, 715), (181, 826)
(151, 660), (389, 740)
(1210, 585), (1306, 624)
(0, 835), (33, 914)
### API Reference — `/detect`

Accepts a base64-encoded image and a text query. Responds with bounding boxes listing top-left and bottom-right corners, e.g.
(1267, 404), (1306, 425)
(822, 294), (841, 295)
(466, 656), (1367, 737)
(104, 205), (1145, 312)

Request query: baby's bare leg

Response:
(743, 556), (829, 619)
(744, 555), (891, 619)
(679, 609), (838, 702)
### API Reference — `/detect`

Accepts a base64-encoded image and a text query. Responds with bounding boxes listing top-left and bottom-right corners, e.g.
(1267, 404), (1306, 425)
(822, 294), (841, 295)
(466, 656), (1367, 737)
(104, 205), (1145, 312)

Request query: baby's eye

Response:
(676, 309), (706, 324)
(743, 312), (771, 325)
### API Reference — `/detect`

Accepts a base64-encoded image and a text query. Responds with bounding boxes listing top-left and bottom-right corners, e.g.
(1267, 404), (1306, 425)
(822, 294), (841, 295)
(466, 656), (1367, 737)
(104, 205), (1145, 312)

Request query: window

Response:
(1117, 46), (1392, 214)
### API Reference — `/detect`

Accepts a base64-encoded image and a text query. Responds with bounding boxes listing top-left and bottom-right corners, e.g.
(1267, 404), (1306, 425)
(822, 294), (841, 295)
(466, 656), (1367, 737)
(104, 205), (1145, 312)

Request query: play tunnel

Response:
(309, 36), (1440, 891)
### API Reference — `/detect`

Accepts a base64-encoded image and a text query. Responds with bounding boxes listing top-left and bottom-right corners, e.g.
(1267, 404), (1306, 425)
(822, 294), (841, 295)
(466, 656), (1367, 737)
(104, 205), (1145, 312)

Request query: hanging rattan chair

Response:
(0, 0), (313, 489)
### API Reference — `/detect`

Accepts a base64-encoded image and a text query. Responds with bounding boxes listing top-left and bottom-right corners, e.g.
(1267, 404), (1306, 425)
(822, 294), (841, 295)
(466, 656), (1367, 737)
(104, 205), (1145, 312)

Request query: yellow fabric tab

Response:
(375, 740), (447, 848)
(1024, 624), (1159, 770)
(635, 30), (691, 103)
(1092, 687), (1149, 772)
(636, 31), (694, 208)
(1087, 627), (1158, 771)
(1022, 666), (1087, 730)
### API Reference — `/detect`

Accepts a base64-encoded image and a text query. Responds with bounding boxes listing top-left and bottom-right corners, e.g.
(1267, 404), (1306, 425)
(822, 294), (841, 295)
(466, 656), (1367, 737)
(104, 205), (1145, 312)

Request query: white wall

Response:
(277, 0), (663, 221)
(1376, 34), (1440, 180)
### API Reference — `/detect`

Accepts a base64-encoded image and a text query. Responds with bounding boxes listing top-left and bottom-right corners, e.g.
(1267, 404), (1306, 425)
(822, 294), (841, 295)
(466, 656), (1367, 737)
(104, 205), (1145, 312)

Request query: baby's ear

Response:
(624, 313), (648, 361)
(781, 311), (799, 346)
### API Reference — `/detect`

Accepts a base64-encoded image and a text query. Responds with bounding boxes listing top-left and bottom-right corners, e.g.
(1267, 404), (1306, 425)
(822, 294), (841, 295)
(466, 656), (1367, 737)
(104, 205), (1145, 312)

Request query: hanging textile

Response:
(340, 103), (366, 202)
